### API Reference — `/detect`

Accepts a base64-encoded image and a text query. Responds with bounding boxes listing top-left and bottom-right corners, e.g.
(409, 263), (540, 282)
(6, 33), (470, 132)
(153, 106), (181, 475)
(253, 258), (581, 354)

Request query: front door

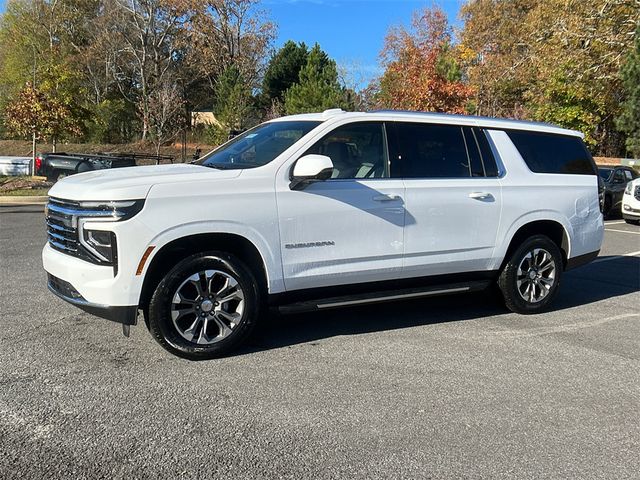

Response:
(277, 122), (405, 291)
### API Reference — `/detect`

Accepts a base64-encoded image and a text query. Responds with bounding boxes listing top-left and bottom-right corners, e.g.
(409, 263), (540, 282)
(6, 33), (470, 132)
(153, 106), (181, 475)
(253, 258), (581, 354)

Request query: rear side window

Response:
(505, 130), (596, 175)
(390, 123), (471, 178)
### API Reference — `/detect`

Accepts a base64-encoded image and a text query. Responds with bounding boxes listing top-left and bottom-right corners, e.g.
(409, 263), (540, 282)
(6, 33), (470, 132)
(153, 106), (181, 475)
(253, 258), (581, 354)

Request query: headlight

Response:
(76, 200), (144, 273)
(79, 225), (117, 263)
(625, 183), (633, 195)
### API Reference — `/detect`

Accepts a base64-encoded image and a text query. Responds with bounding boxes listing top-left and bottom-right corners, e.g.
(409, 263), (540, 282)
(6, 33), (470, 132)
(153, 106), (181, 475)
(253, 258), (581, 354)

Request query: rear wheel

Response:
(498, 235), (563, 314)
(148, 252), (263, 360)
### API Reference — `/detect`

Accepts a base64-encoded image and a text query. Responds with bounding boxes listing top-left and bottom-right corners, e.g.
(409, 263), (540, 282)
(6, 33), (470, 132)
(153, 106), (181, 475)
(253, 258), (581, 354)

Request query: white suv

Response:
(622, 178), (640, 225)
(43, 110), (604, 359)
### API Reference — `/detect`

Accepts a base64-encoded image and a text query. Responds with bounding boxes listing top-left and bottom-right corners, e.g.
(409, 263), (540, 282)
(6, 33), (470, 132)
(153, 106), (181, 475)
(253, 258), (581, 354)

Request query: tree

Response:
(616, 27), (640, 158)
(211, 65), (253, 142)
(459, 0), (637, 154)
(0, 0), (89, 139)
(377, 6), (473, 113)
(284, 44), (349, 114)
(261, 41), (308, 104)
(4, 82), (82, 169)
(147, 76), (186, 154)
(459, 0), (536, 118)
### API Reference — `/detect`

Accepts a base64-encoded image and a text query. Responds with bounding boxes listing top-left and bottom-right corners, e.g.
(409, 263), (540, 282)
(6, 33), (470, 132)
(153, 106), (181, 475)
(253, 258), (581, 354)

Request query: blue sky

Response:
(0, 0), (464, 87)
(265, 0), (465, 87)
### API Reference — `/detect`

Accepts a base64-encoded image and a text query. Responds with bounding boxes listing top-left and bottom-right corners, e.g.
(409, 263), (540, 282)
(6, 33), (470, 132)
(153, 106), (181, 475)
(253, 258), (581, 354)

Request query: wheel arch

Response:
(499, 218), (571, 271)
(138, 232), (271, 313)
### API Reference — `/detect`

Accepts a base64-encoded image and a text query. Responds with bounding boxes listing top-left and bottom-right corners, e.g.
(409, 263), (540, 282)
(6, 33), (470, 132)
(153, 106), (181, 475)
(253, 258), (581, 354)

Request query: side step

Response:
(278, 280), (490, 314)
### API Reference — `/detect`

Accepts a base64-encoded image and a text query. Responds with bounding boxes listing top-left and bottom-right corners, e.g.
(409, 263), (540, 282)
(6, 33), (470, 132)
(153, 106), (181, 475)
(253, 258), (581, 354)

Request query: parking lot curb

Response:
(0, 195), (47, 205)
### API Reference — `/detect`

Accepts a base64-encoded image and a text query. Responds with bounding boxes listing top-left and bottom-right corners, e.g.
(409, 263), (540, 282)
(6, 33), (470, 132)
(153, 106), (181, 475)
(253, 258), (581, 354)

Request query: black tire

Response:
(148, 251), (263, 360)
(498, 235), (563, 314)
(48, 170), (66, 182)
(624, 219), (640, 226)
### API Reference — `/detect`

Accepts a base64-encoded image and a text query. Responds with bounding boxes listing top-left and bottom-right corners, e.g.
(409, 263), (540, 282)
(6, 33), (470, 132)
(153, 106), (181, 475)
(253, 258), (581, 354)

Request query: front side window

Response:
(304, 122), (388, 179)
(197, 121), (321, 169)
(390, 123), (471, 178)
(613, 170), (626, 184)
(624, 170), (633, 181)
(598, 168), (613, 181)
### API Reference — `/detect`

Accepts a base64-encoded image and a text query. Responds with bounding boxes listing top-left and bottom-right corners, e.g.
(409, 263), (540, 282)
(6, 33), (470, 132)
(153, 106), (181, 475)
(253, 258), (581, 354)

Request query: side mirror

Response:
(290, 154), (333, 190)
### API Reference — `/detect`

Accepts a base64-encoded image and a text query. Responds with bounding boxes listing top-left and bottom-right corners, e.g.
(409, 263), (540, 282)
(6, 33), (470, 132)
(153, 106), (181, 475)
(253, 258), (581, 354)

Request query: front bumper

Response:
(47, 273), (138, 325)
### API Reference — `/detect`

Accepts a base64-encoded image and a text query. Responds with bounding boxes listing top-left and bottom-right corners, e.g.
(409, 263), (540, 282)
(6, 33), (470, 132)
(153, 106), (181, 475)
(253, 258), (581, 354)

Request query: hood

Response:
(48, 163), (241, 201)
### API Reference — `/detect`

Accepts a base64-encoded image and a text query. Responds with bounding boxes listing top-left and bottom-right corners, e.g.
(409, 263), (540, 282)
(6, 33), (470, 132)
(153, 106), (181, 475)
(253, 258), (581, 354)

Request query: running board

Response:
(277, 280), (490, 314)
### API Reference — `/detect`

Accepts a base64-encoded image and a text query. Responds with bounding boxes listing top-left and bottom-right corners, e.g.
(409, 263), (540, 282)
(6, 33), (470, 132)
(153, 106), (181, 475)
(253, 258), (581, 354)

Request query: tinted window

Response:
(506, 130), (596, 175)
(462, 127), (485, 177)
(391, 123), (471, 178)
(624, 170), (633, 181)
(613, 170), (626, 184)
(198, 121), (320, 169)
(475, 129), (500, 177)
(598, 168), (613, 181)
(304, 122), (387, 179)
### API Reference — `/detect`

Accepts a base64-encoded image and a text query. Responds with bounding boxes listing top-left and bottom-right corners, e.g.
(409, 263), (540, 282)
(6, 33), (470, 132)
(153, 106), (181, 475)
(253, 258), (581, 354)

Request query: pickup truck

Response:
(35, 152), (174, 181)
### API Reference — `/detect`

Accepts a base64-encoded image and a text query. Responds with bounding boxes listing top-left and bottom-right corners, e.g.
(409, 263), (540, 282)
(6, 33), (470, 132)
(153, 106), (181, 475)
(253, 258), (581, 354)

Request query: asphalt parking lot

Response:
(1, 206), (638, 479)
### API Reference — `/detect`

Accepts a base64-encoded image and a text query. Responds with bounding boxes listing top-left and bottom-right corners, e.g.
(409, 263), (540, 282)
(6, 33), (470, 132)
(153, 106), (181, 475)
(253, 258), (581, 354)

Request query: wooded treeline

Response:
(0, 0), (638, 157)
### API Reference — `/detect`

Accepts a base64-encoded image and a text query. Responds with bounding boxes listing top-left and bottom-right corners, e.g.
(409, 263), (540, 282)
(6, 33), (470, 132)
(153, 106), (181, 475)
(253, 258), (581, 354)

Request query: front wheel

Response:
(148, 252), (263, 360)
(498, 235), (563, 314)
(625, 218), (640, 226)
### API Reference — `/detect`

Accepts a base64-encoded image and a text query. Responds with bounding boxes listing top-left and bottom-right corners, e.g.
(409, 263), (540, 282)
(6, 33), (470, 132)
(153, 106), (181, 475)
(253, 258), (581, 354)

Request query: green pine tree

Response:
(284, 44), (349, 114)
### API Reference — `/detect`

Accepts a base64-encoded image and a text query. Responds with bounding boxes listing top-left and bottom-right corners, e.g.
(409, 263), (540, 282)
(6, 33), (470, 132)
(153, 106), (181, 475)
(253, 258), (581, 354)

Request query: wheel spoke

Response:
(219, 288), (244, 304)
(217, 310), (241, 325)
(197, 317), (211, 344)
(171, 306), (195, 322)
(538, 276), (553, 288)
(216, 277), (239, 298)
(211, 314), (233, 338)
(172, 291), (197, 305)
(183, 317), (202, 342)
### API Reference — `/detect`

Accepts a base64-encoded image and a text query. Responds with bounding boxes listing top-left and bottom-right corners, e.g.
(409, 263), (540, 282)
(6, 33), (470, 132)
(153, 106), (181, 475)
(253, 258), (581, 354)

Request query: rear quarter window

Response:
(505, 130), (596, 175)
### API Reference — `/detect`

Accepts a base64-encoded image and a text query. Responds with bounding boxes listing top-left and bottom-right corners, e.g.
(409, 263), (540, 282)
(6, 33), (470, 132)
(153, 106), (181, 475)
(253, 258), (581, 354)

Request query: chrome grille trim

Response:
(635, 186), (640, 201)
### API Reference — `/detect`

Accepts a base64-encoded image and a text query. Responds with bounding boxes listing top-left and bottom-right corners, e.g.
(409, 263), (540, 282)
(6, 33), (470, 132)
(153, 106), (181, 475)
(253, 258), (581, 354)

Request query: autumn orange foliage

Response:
(378, 7), (473, 114)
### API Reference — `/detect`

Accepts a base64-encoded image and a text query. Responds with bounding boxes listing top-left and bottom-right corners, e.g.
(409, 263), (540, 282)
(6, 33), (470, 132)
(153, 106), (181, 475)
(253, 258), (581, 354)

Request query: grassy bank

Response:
(0, 140), (216, 161)
(0, 176), (51, 196)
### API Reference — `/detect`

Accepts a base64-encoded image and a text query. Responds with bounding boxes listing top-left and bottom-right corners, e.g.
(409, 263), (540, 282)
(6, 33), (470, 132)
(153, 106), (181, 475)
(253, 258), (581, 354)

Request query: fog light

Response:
(623, 205), (631, 211)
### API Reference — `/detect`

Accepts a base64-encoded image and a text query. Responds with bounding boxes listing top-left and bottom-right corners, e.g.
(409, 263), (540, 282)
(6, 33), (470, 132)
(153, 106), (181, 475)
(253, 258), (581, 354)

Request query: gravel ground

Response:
(1, 208), (638, 479)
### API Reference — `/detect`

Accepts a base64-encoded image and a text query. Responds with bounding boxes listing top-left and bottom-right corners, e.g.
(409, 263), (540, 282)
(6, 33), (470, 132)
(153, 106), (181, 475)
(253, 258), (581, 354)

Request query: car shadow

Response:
(229, 256), (639, 357)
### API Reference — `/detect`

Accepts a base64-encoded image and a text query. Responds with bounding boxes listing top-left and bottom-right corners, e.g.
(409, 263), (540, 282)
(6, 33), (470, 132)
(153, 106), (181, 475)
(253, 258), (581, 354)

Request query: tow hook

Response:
(122, 324), (131, 337)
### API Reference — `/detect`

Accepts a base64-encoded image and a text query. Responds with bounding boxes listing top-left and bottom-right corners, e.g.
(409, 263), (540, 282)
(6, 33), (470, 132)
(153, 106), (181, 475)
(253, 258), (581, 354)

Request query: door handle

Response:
(468, 192), (494, 201)
(373, 194), (401, 202)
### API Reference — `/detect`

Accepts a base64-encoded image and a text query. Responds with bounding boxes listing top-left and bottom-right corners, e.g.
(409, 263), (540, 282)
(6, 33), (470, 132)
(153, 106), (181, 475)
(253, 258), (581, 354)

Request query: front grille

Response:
(46, 197), (81, 256)
(635, 186), (640, 201)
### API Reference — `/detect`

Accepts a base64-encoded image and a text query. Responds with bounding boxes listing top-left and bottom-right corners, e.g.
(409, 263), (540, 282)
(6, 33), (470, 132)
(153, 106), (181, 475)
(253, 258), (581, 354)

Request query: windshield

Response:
(196, 121), (321, 169)
(598, 168), (612, 181)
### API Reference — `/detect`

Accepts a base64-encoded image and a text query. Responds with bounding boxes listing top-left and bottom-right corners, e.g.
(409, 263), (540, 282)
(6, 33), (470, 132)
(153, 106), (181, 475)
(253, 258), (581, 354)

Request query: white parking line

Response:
(604, 220), (626, 225)
(605, 228), (640, 235)
(592, 250), (640, 264)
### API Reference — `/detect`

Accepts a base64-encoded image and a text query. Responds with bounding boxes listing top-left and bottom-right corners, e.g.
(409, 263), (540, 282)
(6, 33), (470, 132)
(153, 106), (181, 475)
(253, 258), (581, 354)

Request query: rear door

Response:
(388, 122), (502, 277)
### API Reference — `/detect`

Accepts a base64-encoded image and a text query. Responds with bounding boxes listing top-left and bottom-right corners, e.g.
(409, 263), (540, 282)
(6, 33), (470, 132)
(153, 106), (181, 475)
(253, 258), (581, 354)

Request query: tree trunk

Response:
(31, 132), (37, 176)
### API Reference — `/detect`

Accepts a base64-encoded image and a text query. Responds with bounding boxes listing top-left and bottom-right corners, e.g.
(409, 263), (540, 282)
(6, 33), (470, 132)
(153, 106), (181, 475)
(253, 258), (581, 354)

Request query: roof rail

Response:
(322, 108), (346, 118)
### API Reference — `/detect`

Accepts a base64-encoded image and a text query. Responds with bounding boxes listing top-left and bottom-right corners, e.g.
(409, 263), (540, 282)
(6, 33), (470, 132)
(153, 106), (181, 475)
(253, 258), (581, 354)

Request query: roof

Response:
(271, 109), (583, 138)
